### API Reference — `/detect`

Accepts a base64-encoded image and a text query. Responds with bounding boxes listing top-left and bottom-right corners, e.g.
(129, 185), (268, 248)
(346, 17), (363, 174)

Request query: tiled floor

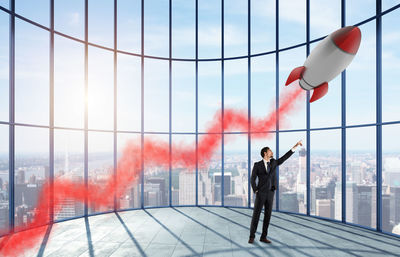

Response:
(16, 207), (400, 257)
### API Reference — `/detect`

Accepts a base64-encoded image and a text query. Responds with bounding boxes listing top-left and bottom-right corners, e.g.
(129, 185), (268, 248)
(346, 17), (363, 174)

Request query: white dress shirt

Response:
(263, 147), (296, 173)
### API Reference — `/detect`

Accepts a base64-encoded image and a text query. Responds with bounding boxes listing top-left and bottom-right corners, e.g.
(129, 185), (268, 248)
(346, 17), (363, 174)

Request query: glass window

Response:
(224, 134), (248, 207)
(117, 53), (141, 132)
(14, 126), (49, 230)
(54, 35), (84, 129)
(117, 132), (141, 210)
(346, 0), (375, 26)
(309, 42), (341, 129)
(54, 129), (84, 220)
(172, 0), (195, 59)
(88, 131), (114, 214)
(279, 131), (307, 214)
(144, 134), (169, 207)
(15, 0), (49, 27)
(279, 46), (307, 130)
(198, 0), (221, 59)
(346, 126), (376, 228)
(144, 0), (169, 57)
(117, 0), (141, 54)
(224, 59), (248, 132)
(251, 0), (275, 54)
(279, 0), (306, 49)
(224, 0), (248, 58)
(171, 134), (195, 206)
(0, 125), (9, 235)
(251, 55), (275, 131)
(346, 21), (376, 125)
(88, 46), (114, 130)
(198, 133), (221, 205)
(310, 129), (341, 220)
(172, 61), (195, 132)
(382, 124), (400, 236)
(15, 20), (49, 126)
(0, 12), (8, 122)
(382, 8), (400, 122)
(250, 132), (275, 209)
(383, 0), (400, 11)
(144, 58), (169, 132)
(0, 0), (9, 9)
(54, 0), (84, 39)
(88, 0), (114, 48)
(310, 0), (340, 40)
(198, 61), (221, 133)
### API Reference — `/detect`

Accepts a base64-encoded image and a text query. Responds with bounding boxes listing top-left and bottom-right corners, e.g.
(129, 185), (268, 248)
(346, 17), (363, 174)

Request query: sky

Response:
(0, 0), (399, 154)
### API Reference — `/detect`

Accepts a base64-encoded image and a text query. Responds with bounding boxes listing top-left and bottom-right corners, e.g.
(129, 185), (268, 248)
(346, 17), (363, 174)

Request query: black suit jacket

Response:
(250, 149), (294, 194)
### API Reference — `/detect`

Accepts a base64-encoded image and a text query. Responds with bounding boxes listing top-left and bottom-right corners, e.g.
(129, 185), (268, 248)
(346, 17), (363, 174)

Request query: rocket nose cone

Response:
(331, 26), (361, 54)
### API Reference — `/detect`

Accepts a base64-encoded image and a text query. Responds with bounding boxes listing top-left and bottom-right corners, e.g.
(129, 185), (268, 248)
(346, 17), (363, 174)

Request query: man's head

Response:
(261, 146), (273, 159)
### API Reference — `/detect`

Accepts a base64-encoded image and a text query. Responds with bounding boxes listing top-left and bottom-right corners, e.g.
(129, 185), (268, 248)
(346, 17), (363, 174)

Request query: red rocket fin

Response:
(310, 82), (329, 103)
(285, 66), (305, 86)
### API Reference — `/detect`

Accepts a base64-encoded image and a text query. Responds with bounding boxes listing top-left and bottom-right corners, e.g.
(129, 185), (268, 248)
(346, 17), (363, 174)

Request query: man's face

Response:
(265, 149), (273, 158)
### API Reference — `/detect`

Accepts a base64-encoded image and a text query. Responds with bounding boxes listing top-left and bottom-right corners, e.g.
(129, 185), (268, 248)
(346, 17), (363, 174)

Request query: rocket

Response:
(285, 26), (361, 103)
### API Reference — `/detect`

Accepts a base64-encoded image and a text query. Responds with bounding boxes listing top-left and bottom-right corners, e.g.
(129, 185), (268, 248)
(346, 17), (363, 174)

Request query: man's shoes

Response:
(248, 237), (254, 244)
(260, 238), (271, 243)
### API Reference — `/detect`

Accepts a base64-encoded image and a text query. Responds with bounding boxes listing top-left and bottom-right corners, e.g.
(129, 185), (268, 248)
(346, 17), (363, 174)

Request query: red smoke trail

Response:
(0, 86), (304, 256)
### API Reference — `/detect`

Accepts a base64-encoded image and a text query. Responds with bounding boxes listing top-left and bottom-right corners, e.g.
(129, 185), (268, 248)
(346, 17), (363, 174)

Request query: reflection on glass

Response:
(172, 61), (195, 132)
(144, 134), (169, 207)
(346, 126), (376, 228)
(382, 124), (400, 235)
(88, 46), (114, 130)
(0, 12), (8, 122)
(54, 129), (84, 220)
(15, 20), (49, 126)
(55, 0), (84, 39)
(117, 133), (141, 210)
(279, 131), (307, 214)
(14, 126), (48, 229)
(310, 129), (341, 220)
(88, 131), (114, 214)
(171, 135), (195, 205)
(0, 125), (9, 234)
(54, 35), (84, 129)
(117, 53), (141, 132)
(198, 134), (221, 205)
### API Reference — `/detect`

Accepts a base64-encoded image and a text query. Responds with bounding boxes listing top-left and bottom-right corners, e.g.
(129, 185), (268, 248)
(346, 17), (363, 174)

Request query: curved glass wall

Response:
(0, 0), (400, 238)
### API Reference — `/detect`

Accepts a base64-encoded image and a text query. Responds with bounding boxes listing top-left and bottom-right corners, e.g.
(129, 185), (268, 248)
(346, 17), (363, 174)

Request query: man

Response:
(249, 140), (302, 244)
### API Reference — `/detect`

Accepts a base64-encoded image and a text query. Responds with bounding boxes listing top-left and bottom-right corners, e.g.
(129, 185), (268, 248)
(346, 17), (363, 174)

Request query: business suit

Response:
(249, 149), (294, 239)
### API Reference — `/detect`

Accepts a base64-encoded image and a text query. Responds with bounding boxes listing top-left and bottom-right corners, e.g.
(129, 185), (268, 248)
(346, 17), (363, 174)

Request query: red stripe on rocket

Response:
(285, 26), (361, 103)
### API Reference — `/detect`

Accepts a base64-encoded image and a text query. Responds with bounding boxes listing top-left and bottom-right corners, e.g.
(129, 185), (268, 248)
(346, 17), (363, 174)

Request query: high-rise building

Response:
(179, 171), (195, 205)
(316, 199), (334, 218)
(16, 169), (25, 185)
(357, 185), (373, 227)
(281, 192), (299, 213)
